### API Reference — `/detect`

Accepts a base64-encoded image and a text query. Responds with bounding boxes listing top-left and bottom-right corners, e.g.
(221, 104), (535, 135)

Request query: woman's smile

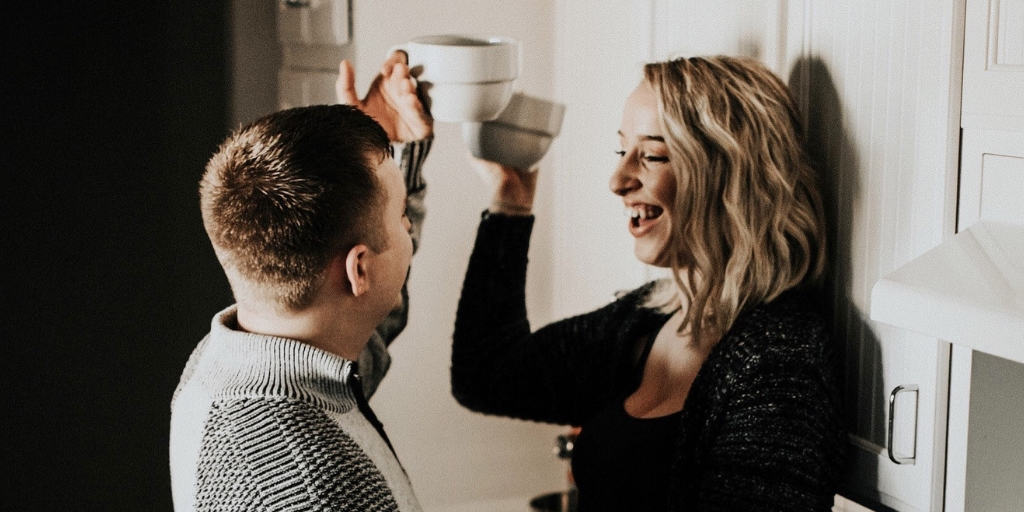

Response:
(626, 202), (665, 237)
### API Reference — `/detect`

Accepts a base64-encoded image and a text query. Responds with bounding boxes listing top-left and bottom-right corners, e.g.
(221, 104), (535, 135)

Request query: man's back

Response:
(170, 306), (420, 511)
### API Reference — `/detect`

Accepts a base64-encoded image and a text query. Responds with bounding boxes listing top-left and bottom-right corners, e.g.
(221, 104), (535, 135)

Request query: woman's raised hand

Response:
(468, 157), (538, 216)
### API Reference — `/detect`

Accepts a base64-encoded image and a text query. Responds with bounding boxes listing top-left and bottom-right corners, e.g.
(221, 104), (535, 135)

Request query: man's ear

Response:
(344, 244), (371, 297)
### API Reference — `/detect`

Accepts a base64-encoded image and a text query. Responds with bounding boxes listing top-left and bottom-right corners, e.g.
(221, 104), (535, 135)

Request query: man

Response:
(170, 52), (432, 511)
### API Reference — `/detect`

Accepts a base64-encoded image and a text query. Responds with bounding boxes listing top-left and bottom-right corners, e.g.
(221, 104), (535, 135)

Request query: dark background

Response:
(4, 2), (233, 509)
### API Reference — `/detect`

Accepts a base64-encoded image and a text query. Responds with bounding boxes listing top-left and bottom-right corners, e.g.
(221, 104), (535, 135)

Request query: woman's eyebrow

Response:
(617, 131), (666, 142)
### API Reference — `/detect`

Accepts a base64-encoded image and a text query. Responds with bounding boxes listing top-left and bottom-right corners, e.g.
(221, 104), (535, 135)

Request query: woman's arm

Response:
(451, 211), (661, 425)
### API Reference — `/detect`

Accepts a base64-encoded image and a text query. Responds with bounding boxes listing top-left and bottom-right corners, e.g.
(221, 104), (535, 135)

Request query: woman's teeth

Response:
(626, 205), (663, 221)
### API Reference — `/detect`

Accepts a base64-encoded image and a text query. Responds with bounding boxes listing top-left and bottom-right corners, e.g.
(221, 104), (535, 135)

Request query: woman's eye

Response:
(614, 150), (626, 157)
(642, 154), (669, 163)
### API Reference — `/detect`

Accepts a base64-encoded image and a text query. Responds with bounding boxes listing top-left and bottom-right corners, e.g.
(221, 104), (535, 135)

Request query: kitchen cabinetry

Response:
(872, 0), (1024, 511)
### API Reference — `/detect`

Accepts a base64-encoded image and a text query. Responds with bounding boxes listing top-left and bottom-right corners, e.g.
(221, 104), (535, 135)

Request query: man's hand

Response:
(336, 51), (433, 142)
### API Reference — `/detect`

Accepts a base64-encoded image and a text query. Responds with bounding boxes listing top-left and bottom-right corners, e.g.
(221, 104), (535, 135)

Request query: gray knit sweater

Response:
(170, 138), (431, 512)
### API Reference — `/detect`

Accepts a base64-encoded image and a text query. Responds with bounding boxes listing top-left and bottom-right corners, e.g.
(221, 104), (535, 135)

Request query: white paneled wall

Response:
(786, 2), (961, 510)
(547, 1), (656, 318)
(651, 0), (790, 73)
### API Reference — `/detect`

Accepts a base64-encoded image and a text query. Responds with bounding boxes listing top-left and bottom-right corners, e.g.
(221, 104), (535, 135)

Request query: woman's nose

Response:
(609, 154), (639, 196)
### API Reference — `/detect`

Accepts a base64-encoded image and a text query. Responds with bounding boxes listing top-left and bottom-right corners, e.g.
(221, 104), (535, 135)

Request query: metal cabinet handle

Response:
(282, 0), (312, 8)
(887, 384), (919, 465)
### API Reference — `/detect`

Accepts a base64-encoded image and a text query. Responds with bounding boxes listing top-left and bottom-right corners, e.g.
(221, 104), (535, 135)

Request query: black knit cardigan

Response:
(452, 212), (845, 511)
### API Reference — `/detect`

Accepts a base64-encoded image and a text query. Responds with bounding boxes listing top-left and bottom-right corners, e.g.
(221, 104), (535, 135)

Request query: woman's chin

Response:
(633, 244), (670, 268)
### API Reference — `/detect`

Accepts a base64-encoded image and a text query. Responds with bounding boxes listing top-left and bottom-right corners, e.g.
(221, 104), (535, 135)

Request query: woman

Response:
(452, 56), (844, 511)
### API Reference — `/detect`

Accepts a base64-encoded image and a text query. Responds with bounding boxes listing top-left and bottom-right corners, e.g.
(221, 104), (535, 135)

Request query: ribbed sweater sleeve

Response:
(374, 136), (431, 343)
(451, 212), (663, 426)
(359, 136), (432, 398)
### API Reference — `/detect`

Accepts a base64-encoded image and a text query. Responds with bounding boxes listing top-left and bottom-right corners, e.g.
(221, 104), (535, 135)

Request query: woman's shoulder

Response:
(712, 289), (834, 374)
(610, 279), (661, 304)
(581, 280), (670, 337)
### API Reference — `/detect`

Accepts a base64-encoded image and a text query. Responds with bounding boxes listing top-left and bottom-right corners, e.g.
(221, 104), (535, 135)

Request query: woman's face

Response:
(610, 81), (678, 267)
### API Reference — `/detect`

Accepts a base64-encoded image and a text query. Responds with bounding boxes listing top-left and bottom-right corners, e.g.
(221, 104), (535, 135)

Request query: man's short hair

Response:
(200, 104), (393, 310)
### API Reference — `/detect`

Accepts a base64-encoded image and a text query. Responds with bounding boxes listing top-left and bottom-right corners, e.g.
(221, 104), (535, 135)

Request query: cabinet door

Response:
(960, 0), (1024, 133)
(947, 2), (1024, 509)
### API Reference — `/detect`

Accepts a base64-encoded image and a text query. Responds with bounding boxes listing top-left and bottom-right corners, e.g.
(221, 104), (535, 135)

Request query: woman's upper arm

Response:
(452, 292), (640, 425)
(451, 214), (654, 425)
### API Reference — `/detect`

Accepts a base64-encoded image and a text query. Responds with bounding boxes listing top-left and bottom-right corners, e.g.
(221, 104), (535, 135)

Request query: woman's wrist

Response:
(490, 172), (537, 216)
(489, 200), (533, 216)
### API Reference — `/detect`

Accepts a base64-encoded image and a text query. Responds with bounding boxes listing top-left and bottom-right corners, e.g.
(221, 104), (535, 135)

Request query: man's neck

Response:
(235, 300), (378, 362)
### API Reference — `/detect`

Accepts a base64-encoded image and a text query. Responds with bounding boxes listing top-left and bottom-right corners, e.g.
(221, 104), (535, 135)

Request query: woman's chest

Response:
(623, 314), (713, 419)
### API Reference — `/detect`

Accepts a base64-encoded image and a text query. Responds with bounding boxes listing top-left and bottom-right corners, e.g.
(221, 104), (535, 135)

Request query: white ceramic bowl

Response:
(462, 92), (566, 169)
(401, 35), (519, 83)
(463, 122), (555, 170)
(392, 34), (520, 122)
(424, 81), (516, 122)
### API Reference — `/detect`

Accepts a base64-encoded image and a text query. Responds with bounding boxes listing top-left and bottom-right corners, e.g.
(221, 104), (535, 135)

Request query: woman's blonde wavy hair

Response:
(643, 56), (826, 343)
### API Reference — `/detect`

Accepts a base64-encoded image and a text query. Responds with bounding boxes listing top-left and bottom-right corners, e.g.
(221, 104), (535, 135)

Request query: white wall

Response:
(791, 3), (961, 510)
(548, 0), (659, 318)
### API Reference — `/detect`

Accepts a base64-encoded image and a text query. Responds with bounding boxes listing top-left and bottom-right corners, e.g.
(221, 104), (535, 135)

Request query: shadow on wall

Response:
(788, 57), (889, 510)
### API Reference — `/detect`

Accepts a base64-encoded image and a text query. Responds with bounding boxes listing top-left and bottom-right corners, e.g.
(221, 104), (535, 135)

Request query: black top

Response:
(570, 324), (677, 510)
(573, 410), (678, 510)
(572, 402), (679, 510)
(451, 212), (845, 511)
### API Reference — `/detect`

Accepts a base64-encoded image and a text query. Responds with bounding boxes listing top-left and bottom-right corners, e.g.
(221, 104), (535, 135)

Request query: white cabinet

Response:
(870, 0), (1024, 510)
(275, 0), (351, 110)
(945, 3), (1024, 509)
(961, 0), (1024, 132)
(277, 68), (338, 109)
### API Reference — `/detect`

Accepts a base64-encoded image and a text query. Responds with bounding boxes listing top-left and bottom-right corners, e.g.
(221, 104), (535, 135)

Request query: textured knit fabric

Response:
(170, 137), (432, 512)
(451, 212), (845, 512)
